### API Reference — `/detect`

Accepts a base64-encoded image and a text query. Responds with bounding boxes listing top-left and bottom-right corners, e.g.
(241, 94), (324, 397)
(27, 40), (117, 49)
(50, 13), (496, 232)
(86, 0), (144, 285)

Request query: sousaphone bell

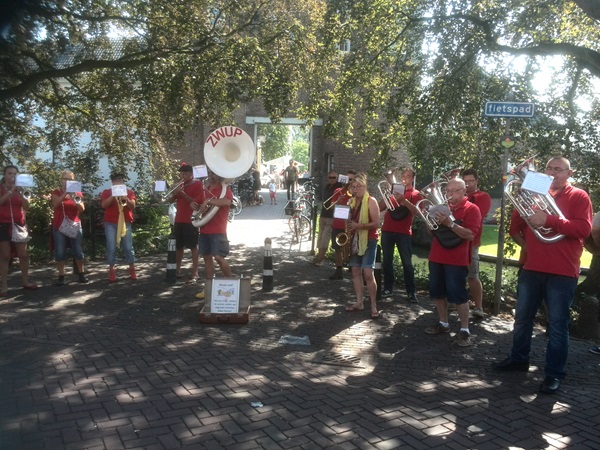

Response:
(192, 126), (255, 227)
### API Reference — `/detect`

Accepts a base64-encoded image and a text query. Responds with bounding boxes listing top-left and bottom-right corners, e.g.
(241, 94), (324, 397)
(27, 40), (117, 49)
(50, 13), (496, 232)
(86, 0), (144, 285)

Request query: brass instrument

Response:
(160, 181), (185, 202)
(415, 168), (460, 230)
(192, 126), (255, 228)
(504, 156), (565, 243)
(336, 220), (353, 263)
(119, 196), (128, 206)
(73, 194), (83, 204)
(21, 189), (32, 200)
(323, 187), (352, 210)
(378, 169), (400, 211)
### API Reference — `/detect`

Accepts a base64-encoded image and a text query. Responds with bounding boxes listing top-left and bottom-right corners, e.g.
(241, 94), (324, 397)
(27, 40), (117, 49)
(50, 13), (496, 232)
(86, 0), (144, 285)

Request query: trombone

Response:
(323, 187), (352, 210)
(158, 181), (185, 202)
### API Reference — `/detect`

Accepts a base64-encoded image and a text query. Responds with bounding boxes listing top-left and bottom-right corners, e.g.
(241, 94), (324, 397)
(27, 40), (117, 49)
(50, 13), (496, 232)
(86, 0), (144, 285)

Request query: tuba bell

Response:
(192, 126), (255, 228)
(504, 156), (565, 243)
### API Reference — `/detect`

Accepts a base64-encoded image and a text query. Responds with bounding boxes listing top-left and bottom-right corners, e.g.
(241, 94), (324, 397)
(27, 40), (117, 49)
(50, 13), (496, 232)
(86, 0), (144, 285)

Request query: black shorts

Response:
(173, 222), (199, 249)
(0, 223), (10, 242)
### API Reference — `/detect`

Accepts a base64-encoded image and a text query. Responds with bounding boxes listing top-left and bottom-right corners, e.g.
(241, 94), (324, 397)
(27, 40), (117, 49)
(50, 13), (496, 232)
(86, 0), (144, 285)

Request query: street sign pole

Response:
(493, 119), (512, 315)
(483, 100), (534, 315)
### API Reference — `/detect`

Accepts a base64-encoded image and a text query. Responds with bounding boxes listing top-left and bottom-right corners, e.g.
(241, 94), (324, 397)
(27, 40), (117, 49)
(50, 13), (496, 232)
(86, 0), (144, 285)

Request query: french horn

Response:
(192, 126), (255, 228)
(504, 156), (565, 243)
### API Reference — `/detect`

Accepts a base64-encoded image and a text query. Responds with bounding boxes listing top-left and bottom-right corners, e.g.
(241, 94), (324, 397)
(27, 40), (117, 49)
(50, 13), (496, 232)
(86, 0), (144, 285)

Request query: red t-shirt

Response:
(381, 187), (423, 235)
(101, 188), (136, 223)
(428, 197), (481, 266)
(51, 189), (83, 230)
(517, 184), (592, 278)
(199, 184), (233, 234)
(0, 185), (25, 225)
(467, 189), (492, 247)
(175, 180), (205, 223)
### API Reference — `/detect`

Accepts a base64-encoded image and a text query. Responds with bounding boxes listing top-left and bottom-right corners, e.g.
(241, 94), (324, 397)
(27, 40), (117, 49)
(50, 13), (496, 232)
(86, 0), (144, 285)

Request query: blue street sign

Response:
(484, 101), (535, 118)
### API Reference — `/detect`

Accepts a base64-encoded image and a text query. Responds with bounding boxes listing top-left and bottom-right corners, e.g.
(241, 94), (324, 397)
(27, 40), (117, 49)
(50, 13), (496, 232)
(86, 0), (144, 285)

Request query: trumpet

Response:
(21, 189), (32, 200)
(504, 156), (565, 243)
(118, 196), (128, 206)
(73, 194), (83, 204)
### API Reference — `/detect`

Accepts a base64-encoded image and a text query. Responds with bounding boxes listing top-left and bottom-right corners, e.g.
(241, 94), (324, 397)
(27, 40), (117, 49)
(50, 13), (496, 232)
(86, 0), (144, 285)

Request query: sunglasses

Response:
(328, 176), (337, 179)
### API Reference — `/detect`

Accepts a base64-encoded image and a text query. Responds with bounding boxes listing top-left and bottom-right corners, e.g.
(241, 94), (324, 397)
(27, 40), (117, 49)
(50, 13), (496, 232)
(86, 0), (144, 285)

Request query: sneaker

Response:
(56, 276), (65, 287)
(381, 290), (393, 298)
(425, 323), (450, 335)
(78, 273), (89, 283)
(329, 270), (343, 280)
(129, 266), (137, 280)
(589, 346), (600, 355)
(471, 307), (485, 319)
(457, 331), (472, 347)
(408, 294), (419, 304)
(196, 291), (205, 300)
(108, 268), (117, 282)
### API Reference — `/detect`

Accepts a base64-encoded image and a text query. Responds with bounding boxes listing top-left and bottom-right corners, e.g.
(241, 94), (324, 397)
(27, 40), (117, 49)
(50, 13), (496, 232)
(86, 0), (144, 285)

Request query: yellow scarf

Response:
(116, 199), (127, 248)
(350, 194), (370, 256)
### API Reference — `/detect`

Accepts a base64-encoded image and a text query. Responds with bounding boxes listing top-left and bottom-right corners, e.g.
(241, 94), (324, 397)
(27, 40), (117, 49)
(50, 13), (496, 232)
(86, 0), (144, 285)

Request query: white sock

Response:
(460, 327), (470, 334)
(440, 321), (449, 328)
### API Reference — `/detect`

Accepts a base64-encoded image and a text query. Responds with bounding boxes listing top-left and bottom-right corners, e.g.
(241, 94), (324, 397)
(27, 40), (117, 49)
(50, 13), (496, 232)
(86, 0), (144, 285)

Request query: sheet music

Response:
(15, 174), (35, 187)
(111, 184), (128, 197)
(193, 165), (208, 178)
(333, 205), (351, 220)
(522, 171), (553, 195)
(392, 183), (405, 195)
(66, 180), (82, 193)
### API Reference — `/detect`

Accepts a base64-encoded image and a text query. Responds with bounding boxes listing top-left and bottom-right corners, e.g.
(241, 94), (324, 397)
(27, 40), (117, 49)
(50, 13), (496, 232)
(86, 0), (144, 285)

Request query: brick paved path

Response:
(1, 189), (599, 449)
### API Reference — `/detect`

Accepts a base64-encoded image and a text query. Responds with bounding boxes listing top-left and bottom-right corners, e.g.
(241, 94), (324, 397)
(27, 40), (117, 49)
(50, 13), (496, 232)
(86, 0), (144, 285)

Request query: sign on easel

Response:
(210, 278), (241, 313)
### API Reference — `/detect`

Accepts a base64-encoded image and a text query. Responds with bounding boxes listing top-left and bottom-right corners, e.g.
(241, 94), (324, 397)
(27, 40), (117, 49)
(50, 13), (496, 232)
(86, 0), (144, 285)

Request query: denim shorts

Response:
(198, 233), (230, 257)
(348, 239), (378, 269)
(429, 261), (469, 304)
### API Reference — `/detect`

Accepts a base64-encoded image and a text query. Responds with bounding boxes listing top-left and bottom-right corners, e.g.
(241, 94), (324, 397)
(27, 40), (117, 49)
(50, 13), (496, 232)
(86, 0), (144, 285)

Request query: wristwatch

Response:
(450, 222), (456, 229)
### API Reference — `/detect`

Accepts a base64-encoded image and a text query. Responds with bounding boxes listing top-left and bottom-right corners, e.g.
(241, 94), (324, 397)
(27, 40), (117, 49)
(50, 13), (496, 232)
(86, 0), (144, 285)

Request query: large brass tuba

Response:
(504, 156), (565, 243)
(192, 126), (255, 228)
(415, 168), (460, 230)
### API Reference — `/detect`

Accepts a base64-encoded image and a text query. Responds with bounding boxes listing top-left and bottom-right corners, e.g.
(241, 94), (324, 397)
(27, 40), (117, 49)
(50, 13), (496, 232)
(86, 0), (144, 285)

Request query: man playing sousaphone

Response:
(195, 172), (234, 300)
(378, 167), (422, 303)
(424, 178), (481, 347)
(169, 163), (205, 284)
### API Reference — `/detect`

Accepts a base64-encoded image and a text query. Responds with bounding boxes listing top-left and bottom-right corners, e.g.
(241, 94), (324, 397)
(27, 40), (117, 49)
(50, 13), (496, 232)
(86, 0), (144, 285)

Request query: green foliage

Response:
(259, 125), (290, 162)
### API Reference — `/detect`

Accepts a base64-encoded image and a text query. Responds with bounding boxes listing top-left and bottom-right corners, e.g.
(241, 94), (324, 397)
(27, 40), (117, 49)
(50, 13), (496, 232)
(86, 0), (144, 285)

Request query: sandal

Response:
(371, 311), (381, 319)
(345, 304), (364, 312)
(185, 278), (198, 285)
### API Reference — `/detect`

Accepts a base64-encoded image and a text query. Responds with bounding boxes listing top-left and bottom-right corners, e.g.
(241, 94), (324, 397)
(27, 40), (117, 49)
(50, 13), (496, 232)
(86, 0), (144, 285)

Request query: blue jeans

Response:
(52, 228), (84, 261)
(381, 231), (415, 295)
(104, 222), (135, 265)
(510, 270), (577, 379)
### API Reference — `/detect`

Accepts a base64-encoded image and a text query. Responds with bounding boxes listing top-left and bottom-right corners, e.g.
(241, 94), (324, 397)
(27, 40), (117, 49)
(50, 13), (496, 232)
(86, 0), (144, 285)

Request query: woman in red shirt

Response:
(51, 170), (87, 285)
(0, 165), (38, 295)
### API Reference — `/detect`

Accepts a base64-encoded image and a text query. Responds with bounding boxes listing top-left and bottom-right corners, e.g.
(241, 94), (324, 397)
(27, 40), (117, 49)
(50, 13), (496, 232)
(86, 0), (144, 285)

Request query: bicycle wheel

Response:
(297, 214), (311, 237)
(288, 214), (311, 238)
(232, 196), (242, 216)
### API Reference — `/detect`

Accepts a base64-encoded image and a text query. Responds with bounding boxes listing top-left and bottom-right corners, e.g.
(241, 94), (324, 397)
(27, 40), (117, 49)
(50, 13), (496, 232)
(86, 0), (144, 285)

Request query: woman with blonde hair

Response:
(343, 173), (382, 318)
(51, 170), (87, 285)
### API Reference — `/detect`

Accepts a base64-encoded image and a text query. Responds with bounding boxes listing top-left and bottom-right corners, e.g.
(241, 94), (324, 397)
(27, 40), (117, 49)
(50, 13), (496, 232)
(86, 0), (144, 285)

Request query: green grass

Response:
(479, 224), (592, 269)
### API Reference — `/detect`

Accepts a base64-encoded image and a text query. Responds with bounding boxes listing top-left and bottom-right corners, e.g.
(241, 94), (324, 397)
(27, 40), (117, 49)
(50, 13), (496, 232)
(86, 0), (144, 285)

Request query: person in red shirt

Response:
(51, 170), (87, 285)
(169, 163), (205, 283)
(379, 168), (423, 303)
(462, 168), (492, 318)
(424, 178), (481, 347)
(195, 173), (233, 300)
(100, 173), (137, 282)
(0, 165), (37, 295)
(328, 170), (355, 280)
(493, 156), (592, 395)
(343, 173), (382, 319)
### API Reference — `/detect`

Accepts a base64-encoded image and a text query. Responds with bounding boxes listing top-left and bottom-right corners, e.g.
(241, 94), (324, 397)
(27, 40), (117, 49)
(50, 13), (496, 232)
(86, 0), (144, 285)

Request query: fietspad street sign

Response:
(484, 101), (535, 118)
